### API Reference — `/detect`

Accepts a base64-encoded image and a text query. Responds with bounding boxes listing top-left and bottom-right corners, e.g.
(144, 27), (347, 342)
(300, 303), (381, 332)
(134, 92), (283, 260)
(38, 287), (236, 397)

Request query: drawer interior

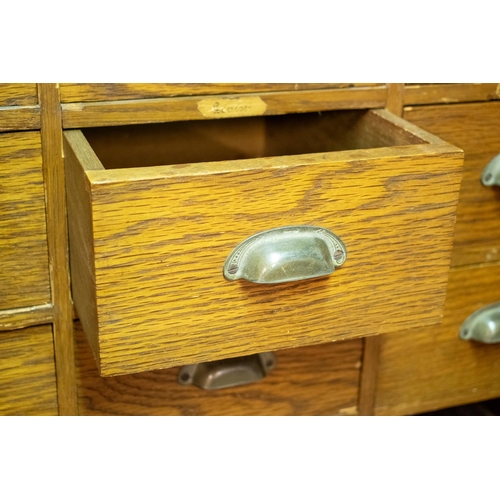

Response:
(82, 109), (427, 170)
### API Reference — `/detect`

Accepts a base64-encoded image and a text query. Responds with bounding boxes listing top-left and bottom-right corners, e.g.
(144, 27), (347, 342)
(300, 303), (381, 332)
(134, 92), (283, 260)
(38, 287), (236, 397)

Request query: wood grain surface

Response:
(357, 85), (405, 416)
(61, 87), (388, 128)
(0, 107), (41, 132)
(0, 132), (51, 310)
(0, 84), (38, 106)
(38, 84), (78, 415)
(0, 304), (53, 332)
(0, 325), (58, 415)
(74, 321), (362, 416)
(59, 83), (382, 103)
(375, 263), (500, 416)
(65, 109), (463, 376)
(404, 102), (500, 266)
(404, 84), (500, 105)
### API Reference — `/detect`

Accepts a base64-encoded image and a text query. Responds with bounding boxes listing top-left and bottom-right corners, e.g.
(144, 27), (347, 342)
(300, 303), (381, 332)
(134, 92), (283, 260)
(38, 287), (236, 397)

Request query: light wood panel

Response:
(0, 325), (58, 416)
(375, 263), (500, 416)
(404, 102), (500, 266)
(65, 109), (462, 376)
(60, 83), (382, 103)
(61, 87), (388, 128)
(38, 84), (78, 415)
(0, 131), (51, 310)
(405, 84), (500, 105)
(0, 84), (38, 106)
(74, 321), (362, 416)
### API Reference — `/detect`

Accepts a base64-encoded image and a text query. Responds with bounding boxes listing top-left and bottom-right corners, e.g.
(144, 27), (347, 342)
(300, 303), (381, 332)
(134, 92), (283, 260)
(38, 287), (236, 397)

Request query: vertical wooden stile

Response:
(357, 83), (405, 416)
(38, 84), (78, 415)
(386, 83), (405, 117)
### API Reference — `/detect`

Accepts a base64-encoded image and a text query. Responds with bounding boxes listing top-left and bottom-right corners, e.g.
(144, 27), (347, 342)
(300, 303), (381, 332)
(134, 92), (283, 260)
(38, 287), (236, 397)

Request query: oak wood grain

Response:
(60, 83), (382, 103)
(386, 84), (404, 117)
(0, 106), (41, 132)
(357, 84), (406, 415)
(0, 131), (51, 309)
(65, 109), (462, 376)
(0, 304), (53, 331)
(61, 87), (388, 128)
(74, 321), (362, 416)
(405, 84), (500, 105)
(38, 84), (78, 415)
(375, 263), (500, 416)
(404, 102), (500, 266)
(0, 84), (38, 106)
(0, 325), (58, 415)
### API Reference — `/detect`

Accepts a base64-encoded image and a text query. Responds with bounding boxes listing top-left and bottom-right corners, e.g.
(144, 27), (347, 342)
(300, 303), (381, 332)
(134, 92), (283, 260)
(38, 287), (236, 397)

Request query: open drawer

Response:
(64, 109), (463, 376)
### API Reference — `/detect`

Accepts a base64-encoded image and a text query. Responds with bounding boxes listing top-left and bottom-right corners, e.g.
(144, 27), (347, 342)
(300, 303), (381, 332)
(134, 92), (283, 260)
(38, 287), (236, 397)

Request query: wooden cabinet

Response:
(2, 83), (499, 416)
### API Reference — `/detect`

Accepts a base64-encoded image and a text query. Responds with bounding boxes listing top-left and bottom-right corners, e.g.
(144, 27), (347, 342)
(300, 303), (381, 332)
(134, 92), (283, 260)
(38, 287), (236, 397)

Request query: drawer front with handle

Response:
(64, 109), (463, 376)
(74, 321), (362, 416)
(404, 101), (500, 267)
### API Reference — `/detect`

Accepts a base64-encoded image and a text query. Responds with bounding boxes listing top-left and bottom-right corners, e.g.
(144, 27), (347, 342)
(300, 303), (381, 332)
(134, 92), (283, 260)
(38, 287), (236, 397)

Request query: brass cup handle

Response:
(460, 302), (500, 343)
(481, 153), (500, 186)
(222, 226), (347, 284)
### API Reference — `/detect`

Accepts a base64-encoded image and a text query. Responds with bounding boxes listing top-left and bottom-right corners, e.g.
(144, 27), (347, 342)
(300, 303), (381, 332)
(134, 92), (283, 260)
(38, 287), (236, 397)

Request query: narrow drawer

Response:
(0, 131), (51, 310)
(64, 109), (463, 376)
(375, 262), (500, 416)
(74, 321), (362, 416)
(404, 101), (500, 266)
(0, 84), (37, 107)
(59, 83), (382, 102)
(0, 325), (58, 415)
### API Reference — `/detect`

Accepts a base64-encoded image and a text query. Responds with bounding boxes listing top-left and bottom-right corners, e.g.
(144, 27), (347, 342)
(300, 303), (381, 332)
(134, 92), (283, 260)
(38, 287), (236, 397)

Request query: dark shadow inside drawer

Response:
(82, 109), (426, 169)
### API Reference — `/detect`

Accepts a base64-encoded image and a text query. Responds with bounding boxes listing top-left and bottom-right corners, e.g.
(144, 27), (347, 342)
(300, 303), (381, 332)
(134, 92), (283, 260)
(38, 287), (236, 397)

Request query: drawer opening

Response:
(82, 109), (428, 170)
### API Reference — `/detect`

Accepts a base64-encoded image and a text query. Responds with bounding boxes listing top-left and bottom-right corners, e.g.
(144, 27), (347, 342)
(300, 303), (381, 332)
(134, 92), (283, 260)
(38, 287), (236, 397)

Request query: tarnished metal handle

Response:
(223, 226), (347, 284)
(178, 353), (276, 390)
(481, 154), (500, 186)
(460, 302), (500, 343)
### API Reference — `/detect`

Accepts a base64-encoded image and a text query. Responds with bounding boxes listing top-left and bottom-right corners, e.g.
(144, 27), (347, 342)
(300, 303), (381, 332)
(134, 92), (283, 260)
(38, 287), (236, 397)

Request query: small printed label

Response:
(197, 96), (267, 118)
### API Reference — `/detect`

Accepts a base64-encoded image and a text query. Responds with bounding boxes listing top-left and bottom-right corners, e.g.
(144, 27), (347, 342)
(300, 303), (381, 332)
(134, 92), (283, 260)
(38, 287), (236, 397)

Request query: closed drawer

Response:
(59, 83), (382, 103)
(74, 321), (362, 416)
(0, 325), (58, 415)
(64, 109), (463, 376)
(404, 102), (500, 266)
(375, 262), (500, 416)
(0, 131), (51, 310)
(0, 84), (37, 107)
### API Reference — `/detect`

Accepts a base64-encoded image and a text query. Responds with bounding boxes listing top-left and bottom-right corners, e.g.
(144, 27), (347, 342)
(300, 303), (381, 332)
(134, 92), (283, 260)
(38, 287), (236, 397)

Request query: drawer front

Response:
(404, 102), (500, 266)
(59, 83), (382, 103)
(0, 325), (58, 415)
(0, 84), (38, 107)
(375, 263), (500, 416)
(64, 109), (463, 376)
(0, 132), (51, 310)
(74, 321), (362, 416)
